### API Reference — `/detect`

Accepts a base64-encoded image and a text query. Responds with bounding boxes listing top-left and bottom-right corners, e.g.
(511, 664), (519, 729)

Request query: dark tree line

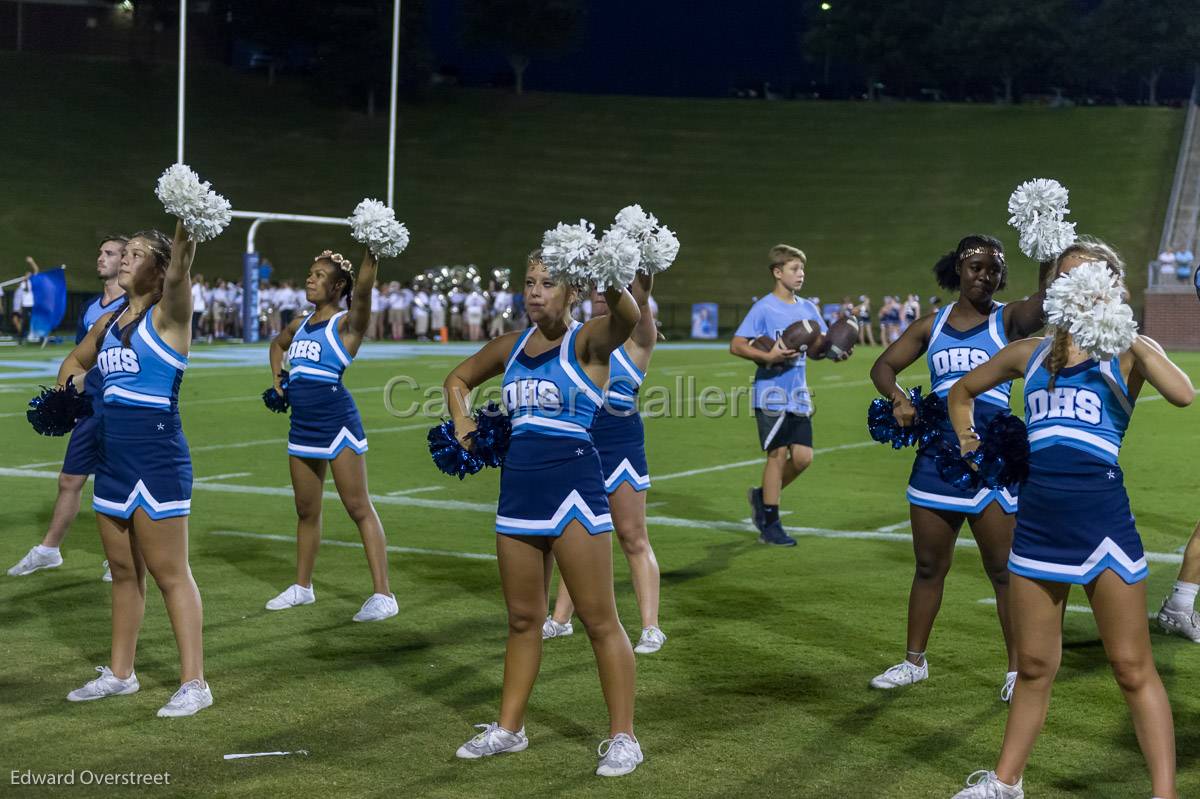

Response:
(805, 0), (1200, 104)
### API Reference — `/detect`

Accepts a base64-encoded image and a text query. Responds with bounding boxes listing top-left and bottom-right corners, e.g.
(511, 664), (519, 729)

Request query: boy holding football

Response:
(730, 244), (844, 546)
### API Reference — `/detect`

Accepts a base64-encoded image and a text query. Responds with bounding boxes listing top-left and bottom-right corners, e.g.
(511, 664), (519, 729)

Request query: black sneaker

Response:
(758, 520), (796, 547)
(747, 487), (766, 532)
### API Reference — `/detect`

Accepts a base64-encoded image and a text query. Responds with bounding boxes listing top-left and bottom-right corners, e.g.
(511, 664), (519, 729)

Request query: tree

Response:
(461, 0), (583, 95)
(940, 0), (1073, 104)
(1087, 0), (1198, 105)
(803, 0), (945, 101)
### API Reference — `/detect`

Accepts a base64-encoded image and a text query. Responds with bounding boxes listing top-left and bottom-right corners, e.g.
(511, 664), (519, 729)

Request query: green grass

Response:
(1, 343), (1199, 797)
(0, 53), (1182, 315)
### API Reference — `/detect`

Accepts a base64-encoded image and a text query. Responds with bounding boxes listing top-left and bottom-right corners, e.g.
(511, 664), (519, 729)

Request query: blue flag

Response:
(29, 267), (68, 339)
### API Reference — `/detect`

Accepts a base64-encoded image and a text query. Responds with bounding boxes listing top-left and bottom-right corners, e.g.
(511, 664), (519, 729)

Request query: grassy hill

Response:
(0, 53), (1182, 314)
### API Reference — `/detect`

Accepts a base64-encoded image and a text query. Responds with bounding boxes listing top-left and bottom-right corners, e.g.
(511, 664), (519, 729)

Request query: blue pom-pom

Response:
(866, 386), (924, 449)
(27, 381), (93, 436)
(262, 370), (290, 413)
(933, 440), (980, 491)
(427, 419), (485, 479)
(972, 413), (1029, 488)
(470, 402), (511, 467)
(915, 391), (950, 449)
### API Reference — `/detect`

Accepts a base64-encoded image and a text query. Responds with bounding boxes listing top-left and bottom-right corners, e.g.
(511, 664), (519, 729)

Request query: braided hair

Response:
(932, 234), (1007, 292)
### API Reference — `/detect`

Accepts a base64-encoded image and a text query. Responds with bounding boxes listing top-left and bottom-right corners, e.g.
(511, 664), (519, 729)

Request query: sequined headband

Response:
(958, 246), (1005, 264)
(315, 250), (354, 274)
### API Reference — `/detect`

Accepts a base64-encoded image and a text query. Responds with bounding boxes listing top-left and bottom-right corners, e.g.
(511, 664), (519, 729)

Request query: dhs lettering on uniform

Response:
(503, 378), (563, 414)
(287, 340), (323, 362)
(931, 347), (988, 376)
(1027, 387), (1103, 425)
(97, 347), (141, 376)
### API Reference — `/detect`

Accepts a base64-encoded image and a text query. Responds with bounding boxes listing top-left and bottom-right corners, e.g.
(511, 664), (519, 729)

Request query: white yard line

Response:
(654, 440), (876, 481)
(211, 530), (495, 561)
(977, 597), (1158, 620)
(386, 486), (443, 496)
(0, 466), (1186, 566)
(194, 472), (252, 483)
(875, 521), (912, 532)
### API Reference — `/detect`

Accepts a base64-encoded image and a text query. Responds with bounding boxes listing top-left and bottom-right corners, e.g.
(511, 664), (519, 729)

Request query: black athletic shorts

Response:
(754, 409), (813, 451)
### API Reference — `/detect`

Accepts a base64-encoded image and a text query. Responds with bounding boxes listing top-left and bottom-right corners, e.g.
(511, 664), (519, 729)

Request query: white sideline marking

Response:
(211, 530), (495, 561)
(16, 460), (64, 470)
(0, 466), (1185, 566)
(875, 521), (911, 532)
(194, 472), (252, 483)
(654, 440), (875, 481)
(386, 486), (443, 496)
(977, 597), (1158, 620)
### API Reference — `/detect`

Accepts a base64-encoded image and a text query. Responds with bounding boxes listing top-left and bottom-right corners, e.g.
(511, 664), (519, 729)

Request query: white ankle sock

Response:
(35, 545), (59, 556)
(1166, 581), (1199, 612)
(906, 649), (926, 666)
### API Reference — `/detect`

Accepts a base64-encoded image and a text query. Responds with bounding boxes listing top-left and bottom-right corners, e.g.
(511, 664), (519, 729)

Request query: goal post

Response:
(176, 0), (402, 342)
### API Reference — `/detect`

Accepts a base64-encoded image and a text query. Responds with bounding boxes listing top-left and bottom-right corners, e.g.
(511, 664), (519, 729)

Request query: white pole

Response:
(387, 0), (401, 208)
(177, 0), (187, 164)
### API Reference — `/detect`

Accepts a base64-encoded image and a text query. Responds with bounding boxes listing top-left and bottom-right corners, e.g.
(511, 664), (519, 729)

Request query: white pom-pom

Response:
(1018, 216), (1076, 262)
(1044, 261), (1138, 360)
(1007, 178), (1070, 229)
(640, 225), (680, 274)
(588, 227), (642, 291)
(540, 220), (598, 283)
(155, 163), (231, 242)
(612, 204), (680, 275)
(613, 204), (658, 238)
(348, 198), (410, 259)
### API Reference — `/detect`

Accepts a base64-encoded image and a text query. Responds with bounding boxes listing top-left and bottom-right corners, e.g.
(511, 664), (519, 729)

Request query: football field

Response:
(2, 342), (1198, 798)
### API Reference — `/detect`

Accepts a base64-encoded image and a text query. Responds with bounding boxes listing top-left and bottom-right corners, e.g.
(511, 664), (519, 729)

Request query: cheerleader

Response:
(445, 250), (644, 777)
(55, 224), (211, 717)
(948, 240), (1193, 799)
(544, 272), (665, 654)
(8, 235), (126, 580)
(869, 236), (1050, 700)
(1157, 519), (1200, 641)
(264, 249), (397, 622)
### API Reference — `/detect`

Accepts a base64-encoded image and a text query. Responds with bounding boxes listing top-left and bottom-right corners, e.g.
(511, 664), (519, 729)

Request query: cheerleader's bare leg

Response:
(289, 455), (327, 588)
(967, 502), (1018, 671)
(994, 574), (1068, 785)
(496, 533), (554, 733)
(329, 448), (391, 596)
(553, 521), (635, 737)
(131, 511), (204, 684)
(1085, 571), (1177, 799)
(97, 512), (147, 680)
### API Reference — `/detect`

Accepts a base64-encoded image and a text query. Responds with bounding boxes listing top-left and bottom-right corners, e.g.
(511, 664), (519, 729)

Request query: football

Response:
(781, 319), (823, 352)
(750, 335), (777, 352)
(822, 317), (859, 360)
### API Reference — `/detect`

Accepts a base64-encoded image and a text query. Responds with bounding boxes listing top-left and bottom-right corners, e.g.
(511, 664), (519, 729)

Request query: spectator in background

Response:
(412, 287), (431, 341)
(1158, 247), (1176, 276)
(15, 258), (38, 343)
(278, 280), (299, 329)
(856, 295), (877, 346)
(370, 282), (384, 340)
(191, 274), (208, 342)
(879, 295), (901, 344)
(1175, 246), (1194, 282)
(489, 284), (512, 339)
(464, 287), (487, 341)
(900, 293), (920, 333)
(511, 290), (527, 330)
(387, 281), (407, 340)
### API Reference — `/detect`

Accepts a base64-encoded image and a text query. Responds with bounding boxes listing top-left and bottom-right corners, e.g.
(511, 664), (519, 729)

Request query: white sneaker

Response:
(455, 722), (529, 759)
(67, 666), (139, 702)
(596, 732), (643, 777)
(634, 626), (667, 654)
(265, 584), (315, 611)
(101, 560), (112, 583)
(542, 616), (574, 639)
(951, 770), (1024, 798)
(1157, 601), (1200, 642)
(1000, 671), (1018, 703)
(353, 592), (398, 622)
(157, 679), (213, 718)
(8, 546), (63, 576)
(870, 658), (929, 689)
